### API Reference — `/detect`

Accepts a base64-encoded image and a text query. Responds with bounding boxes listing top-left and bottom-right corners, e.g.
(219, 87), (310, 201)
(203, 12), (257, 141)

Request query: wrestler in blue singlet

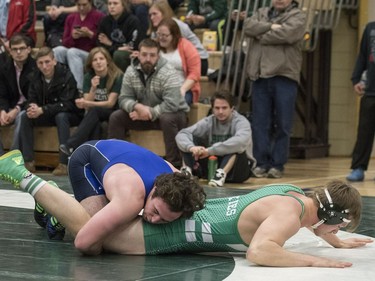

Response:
(67, 140), (173, 202)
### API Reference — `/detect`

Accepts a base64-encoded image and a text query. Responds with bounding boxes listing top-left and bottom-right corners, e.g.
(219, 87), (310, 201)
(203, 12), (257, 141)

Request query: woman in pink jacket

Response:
(156, 18), (201, 105)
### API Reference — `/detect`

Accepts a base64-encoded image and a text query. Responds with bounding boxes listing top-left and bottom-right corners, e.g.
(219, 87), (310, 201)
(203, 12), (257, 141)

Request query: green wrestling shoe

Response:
(0, 150), (31, 188)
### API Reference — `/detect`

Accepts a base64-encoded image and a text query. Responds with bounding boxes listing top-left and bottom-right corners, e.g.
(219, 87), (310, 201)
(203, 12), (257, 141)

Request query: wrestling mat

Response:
(0, 188), (374, 281)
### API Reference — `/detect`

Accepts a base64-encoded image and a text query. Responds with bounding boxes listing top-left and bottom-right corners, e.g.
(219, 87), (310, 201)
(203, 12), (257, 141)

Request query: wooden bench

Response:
(0, 103), (211, 168)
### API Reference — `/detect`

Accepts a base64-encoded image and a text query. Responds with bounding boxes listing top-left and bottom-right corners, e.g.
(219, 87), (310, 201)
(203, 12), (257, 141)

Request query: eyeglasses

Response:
(11, 46), (28, 53)
(156, 33), (171, 39)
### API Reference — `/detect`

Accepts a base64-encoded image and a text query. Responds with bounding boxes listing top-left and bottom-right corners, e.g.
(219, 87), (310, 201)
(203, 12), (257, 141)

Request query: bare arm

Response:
(247, 204), (353, 267)
(74, 168), (145, 255)
(318, 232), (373, 248)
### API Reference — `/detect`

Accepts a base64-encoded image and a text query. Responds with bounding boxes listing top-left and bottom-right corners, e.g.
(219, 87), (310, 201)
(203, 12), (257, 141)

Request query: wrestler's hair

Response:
(153, 172), (206, 218)
(309, 180), (362, 231)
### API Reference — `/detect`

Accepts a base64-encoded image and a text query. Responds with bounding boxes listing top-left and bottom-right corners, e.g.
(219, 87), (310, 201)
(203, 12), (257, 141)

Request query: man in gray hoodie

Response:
(176, 91), (255, 187)
(108, 38), (189, 167)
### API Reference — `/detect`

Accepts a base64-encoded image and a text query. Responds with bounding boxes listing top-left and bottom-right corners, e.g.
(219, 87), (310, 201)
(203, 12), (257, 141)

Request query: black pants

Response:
(350, 95), (375, 170)
(182, 151), (252, 183)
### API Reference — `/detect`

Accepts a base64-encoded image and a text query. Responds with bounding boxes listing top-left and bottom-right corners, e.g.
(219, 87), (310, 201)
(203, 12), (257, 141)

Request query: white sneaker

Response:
(180, 166), (192, 176)
(208, 168), (226, 187)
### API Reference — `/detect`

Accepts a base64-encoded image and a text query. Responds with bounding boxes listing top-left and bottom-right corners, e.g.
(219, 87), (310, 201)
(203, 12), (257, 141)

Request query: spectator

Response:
(128, 0), (150, 36)
(97, 0), (145, 72)
(156, 18), (201, 105)
(148, 0), (209, 75)
(0, 34), (35, 155)
(185, 0), (227, 42)
(346, 22), (375, 182)
(43, 0), (77, 48)
(167, 0), (183, 11)
(59, 47), (123, 156)
(0, 0), (36, 49)
(53, 0), (105, 91)
(15, 47), (83, 175)
(93, 0), (108, 14)
(108, 38), (189, 167)
(244, 0), (306, 178)
(176, 91), (255, 187)
(223, 0), (270, 51)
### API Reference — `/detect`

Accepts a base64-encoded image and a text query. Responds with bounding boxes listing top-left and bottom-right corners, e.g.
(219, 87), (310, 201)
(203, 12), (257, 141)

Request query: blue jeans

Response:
(17, 111), (81, 164)
(53, 46), (88, 91)
(251, 76), (298, 171)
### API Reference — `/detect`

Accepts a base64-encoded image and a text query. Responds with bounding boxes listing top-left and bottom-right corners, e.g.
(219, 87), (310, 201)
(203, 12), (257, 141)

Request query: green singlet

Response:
(143, 184), (305, 254)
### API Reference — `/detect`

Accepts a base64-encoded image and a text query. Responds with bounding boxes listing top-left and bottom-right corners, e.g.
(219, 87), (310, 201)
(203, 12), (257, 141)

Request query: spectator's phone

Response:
(74, 25), (81, 29)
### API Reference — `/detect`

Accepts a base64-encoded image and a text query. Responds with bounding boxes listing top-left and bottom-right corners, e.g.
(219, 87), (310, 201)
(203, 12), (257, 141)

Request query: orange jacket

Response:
(177, 37), (201, 103)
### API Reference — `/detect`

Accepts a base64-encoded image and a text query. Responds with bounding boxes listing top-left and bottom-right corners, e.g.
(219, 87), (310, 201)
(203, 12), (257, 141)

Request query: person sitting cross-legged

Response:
(176, 90), (255, 187)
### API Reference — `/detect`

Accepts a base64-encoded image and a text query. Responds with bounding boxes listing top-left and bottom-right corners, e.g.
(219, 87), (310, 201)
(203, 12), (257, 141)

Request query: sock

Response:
(20, 174), (47, 196)
(50, 216), (65, 230)
(35, 201), (45, 214)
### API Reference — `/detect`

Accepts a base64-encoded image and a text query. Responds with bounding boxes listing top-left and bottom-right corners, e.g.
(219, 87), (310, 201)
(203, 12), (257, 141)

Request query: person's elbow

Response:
(74, 235), (103, 256)
(246, 245), (269, 266)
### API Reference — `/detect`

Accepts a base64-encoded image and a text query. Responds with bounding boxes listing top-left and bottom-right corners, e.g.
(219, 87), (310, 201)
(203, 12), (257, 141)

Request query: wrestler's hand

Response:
(335, 237), (373, 248)
(311, 257), (352, 268)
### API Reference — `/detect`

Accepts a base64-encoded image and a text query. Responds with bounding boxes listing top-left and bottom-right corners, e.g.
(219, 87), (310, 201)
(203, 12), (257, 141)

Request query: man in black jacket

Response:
(15, 46), (83, 175)
(0, 34), (36, 156)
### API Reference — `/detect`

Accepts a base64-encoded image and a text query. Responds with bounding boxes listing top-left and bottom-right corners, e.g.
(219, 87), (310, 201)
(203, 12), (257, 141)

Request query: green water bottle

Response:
(207, 155), (218, 181)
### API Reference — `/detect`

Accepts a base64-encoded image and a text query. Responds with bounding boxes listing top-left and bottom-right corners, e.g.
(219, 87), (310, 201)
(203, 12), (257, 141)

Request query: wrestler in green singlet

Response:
(143, 184), (305, 254)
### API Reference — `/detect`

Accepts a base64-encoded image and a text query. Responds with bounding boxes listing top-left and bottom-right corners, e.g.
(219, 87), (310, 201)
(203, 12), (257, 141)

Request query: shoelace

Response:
(0, 174), (20, 188)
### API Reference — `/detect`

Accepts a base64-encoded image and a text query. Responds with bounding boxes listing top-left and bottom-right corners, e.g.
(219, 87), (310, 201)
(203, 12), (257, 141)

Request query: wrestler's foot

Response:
(0, 150), (31, 188)
(47, 215), (65, 240)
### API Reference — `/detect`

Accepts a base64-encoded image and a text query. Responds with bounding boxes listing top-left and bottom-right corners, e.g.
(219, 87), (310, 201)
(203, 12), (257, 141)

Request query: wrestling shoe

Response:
(0, 150), (31, 188)
(47, 215), (65, 240)
(208, 168), (226, 187)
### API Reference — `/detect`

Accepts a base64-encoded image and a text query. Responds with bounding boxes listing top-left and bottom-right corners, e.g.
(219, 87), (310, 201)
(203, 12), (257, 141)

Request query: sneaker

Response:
(180, 166), (192, 176)
(208, 168), (227, 187)
(268, 168), (283, 178)
(0, 150), (31, 188)
(252, 167), (268, 178)
(46, 215), (65, 240)
(34, 200), (48, 228)
(52, 163), (67, 176)
(25, 161), (36, 173)
(59, 144), (73, 156)
(346, 168), (364, 182)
